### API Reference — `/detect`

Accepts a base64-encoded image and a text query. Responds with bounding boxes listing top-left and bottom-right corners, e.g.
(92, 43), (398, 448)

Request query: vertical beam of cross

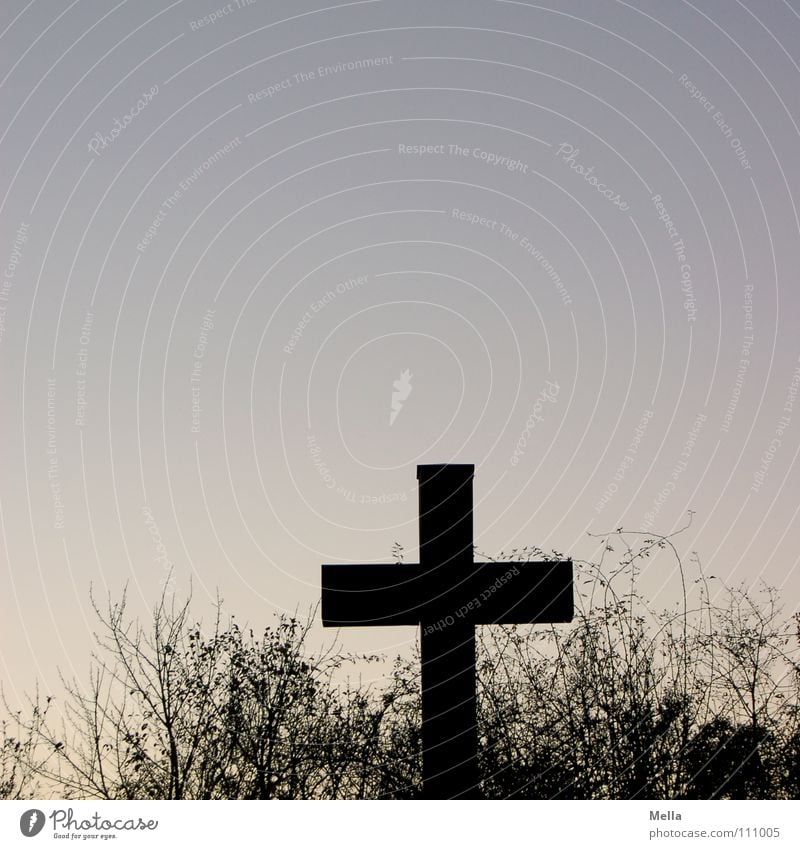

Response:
(418, 464), (479, 799)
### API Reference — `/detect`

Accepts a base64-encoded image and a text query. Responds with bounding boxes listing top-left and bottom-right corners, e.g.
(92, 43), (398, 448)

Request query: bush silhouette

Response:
(3, 527), (799, 799)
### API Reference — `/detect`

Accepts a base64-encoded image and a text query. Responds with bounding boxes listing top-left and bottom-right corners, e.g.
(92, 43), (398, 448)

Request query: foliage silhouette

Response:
(3, 526), (798, 799)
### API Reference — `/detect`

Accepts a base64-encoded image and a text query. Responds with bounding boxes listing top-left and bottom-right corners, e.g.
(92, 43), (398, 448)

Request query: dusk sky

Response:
(1, 0), (799, 700)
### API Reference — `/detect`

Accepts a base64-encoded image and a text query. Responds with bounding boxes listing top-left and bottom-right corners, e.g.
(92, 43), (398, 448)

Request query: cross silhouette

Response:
(321, 464), (573, 799)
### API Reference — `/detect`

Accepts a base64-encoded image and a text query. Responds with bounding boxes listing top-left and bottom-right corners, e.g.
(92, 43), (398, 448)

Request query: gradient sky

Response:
(1, 0), (799, 700)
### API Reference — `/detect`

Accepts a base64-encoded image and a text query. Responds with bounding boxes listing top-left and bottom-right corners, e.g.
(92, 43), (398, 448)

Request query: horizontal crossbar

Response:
(321, 561), (573, 627)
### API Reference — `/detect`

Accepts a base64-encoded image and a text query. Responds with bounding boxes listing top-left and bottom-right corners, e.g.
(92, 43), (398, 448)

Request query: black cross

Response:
(321, 464), (573, 799)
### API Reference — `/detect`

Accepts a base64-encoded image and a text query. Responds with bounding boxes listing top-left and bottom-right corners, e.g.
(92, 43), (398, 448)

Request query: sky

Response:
(1, 0), (799, 700)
